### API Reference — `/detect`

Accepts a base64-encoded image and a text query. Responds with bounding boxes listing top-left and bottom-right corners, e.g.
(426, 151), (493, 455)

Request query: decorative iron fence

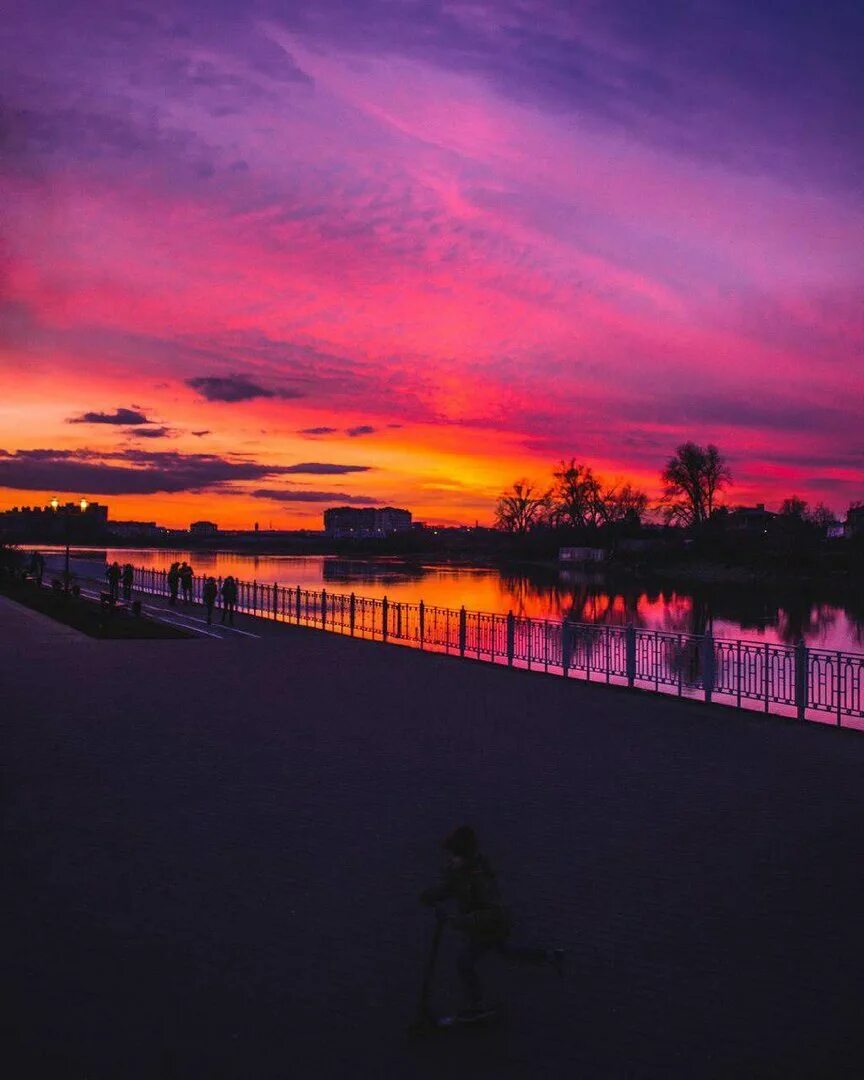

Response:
(131, 567), (864, 729)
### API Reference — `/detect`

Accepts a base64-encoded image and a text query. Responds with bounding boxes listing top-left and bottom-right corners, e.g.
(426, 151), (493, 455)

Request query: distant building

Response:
(190, 520), (219, 537)
(559, 547), (606, 563)
(109, 520), (162, 540)
(846, 504), (864, 538)
(728, 503), (777, 535)
(324, 506), (412, 538)
(0, 499), (108, 540)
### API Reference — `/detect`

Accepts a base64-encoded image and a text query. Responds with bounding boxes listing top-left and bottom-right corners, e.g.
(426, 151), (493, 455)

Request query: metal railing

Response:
(131, 567), (864, 729)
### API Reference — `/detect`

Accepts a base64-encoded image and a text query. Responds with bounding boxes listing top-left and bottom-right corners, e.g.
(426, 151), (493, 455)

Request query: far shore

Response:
(23, 539), (864, 598)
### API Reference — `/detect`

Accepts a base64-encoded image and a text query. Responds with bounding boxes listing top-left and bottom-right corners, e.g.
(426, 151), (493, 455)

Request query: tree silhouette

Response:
(494, 480), (551, 535)
(549, 461), (649, 528)
(807, 502), (836, 528)
(549, 460), (604, 528)
(602, 481), (650, 525)
(780, 495), (808, 519)
(660, 442), (732, 526)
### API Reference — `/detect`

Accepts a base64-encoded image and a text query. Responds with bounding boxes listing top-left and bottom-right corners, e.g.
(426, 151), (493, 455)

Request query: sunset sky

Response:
(2, 1), (863, 528)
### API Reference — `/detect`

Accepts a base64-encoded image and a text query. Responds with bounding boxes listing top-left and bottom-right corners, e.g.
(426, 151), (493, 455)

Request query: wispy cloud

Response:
(280, 462), (371, 474)
(0, 448), (368, 495)
(251, 489), (377, 504)
(186, 375), (302, 403)
(128, 426), (175, 439)
(68, 407), (152, 426)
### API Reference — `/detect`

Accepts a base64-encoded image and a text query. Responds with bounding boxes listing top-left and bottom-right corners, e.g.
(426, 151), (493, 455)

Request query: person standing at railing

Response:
(29, 550), (45, 586)
(121, 563), (134, 602)
(202, 576), (218, 625)
(167, 562), (180, 606)
(180, 562), (193, 604)
(420, 826), (566, 1021)
(106, 561), (121, 602)
(221, 575), (238, 625)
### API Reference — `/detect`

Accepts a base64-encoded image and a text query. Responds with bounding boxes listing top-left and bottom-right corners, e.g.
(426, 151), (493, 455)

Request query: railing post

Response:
(735, 640), (742, 708)
(795, 640), (809, 722)
(296, 585), (301, 623)
(419, 600), (425, 649)
(273, 583), (279, 619)
(625, 623), (636, 687)
(396, 602), (402, 639)
(349, 593), (356, 636)
(321, 589), (327, 629)
(382, 596), (388, 641)
(702, 632), (715, 704)
(506, 611), (515, 667)
(561, 619), (571, 677)
(459, 606), (467, 656)
(836, 651), (843, 727)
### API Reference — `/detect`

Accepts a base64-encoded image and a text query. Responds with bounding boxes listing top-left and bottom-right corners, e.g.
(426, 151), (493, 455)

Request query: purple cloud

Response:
(186, 374), (302, 402)
(128, 426), (175, 439)
(0, 448), (369, 495)
(280, 463), (371, 474)
(346, 425), (376, 437)
(251, 489), (377, 504)
(68, 407), (151, 425)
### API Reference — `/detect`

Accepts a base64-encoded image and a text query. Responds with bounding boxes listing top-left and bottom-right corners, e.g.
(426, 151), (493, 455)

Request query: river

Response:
(32, 546), (864, 654)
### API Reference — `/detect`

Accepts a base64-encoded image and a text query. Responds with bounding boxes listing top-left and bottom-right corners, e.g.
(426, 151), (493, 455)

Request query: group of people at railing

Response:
(105, 561), (135, 602)
(161, 563), (239, 625)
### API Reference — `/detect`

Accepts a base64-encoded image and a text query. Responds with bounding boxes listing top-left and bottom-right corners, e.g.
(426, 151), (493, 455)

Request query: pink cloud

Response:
(1, 4), (862, 520)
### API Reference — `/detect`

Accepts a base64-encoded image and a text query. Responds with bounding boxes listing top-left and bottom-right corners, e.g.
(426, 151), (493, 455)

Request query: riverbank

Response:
(4, 599), (863, 1077)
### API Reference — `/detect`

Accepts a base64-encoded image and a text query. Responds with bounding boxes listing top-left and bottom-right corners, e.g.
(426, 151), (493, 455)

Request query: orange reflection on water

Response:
(34, 547), (864, 651)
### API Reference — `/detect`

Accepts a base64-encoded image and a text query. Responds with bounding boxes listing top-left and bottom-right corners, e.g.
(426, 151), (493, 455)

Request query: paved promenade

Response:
(3, 594), (864, 1078)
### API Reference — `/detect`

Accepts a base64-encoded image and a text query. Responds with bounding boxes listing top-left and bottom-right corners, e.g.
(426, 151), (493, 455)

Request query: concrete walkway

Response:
(3, 597), (864, 1078)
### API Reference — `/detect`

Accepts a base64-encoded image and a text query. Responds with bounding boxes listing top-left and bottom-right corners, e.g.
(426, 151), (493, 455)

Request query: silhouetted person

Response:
(420, 826), (565, 1020)
(221, 575), (238, 625)
(121, 563), (134, 601)
(180, 562), (193, 604)
(29, 550), (45, 586)
(167, 562), (180, 606)
(202, 576), (218, 625)
(106, 561), (121, 602)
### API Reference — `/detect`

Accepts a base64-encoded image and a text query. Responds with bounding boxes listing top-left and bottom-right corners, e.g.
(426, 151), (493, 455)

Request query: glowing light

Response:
(50, 497), (59, 511)
(80, 498), (89, 512)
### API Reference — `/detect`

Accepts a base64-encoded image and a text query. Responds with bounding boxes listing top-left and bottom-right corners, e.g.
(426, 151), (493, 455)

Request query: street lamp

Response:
(49, 497), (70, 590)
(47, 497), (90, 591)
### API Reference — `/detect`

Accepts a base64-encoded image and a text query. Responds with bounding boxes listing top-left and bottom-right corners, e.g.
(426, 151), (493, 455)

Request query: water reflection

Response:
(36, 546), (864, 653)
(322, 558), (425, 586)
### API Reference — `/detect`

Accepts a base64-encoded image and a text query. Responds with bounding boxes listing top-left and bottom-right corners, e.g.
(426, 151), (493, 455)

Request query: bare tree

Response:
(780, 497), (835, 528)
(549, 460), (604, 528)
(601, 481), (650, 526)
(661, 442), (732, 526)
(807, 502), (836, 528)
(494, 480), (551, 535)
(780, 495), (808, 519)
